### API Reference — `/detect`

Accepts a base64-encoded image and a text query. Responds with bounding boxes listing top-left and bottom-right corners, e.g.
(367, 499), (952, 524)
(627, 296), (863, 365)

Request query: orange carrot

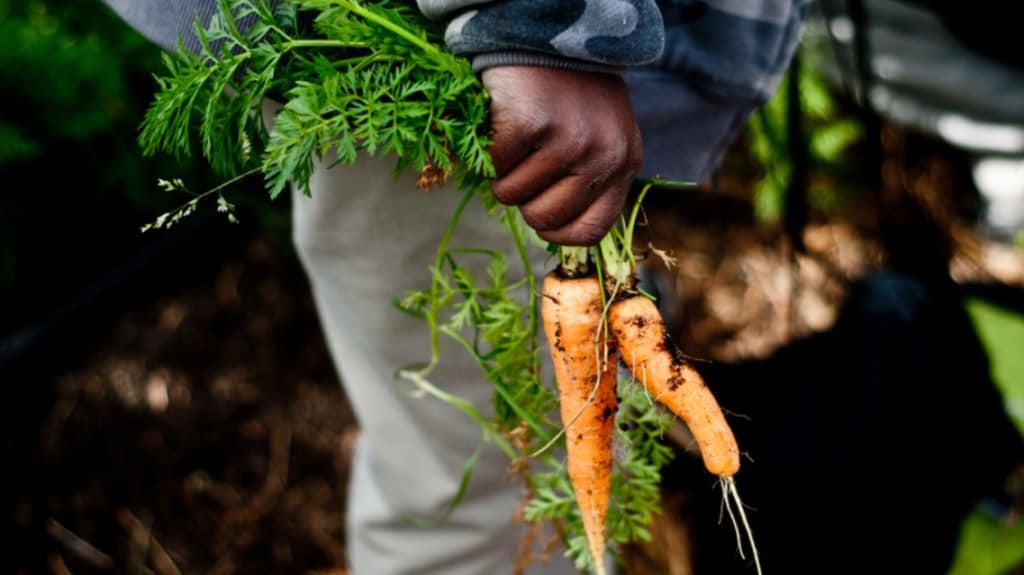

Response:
(541, 271), (618, 575)
(610, 293), (762, 574)
(609, 294), (739, 477)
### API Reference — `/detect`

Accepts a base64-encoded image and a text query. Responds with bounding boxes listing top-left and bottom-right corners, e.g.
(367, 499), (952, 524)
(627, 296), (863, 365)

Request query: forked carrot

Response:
(609, 294), (739, 477)
(541, 271), (618, 575)
(609, 292), (761, 574)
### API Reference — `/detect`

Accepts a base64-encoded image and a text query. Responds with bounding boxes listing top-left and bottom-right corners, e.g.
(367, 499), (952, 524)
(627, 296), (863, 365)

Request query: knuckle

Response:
(545, 124), (587, 166)
(609, 133), (632, 164)
(492, 110), (553, 156)
(515, 109), (554, 143)
(590, 134), (630, 172)
(561, 140), (587, 165)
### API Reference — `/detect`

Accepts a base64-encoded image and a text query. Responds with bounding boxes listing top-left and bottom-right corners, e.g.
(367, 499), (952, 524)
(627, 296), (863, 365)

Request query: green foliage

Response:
(0, 6), (133, 163)
(0, 123), (40, 165)
(948, 506), (1024, 575)
(0, 0), (225, 304)
(746, 52), (863, 222)
(607, 379), (675, 543)
(966, 297), (1024, 440)
(139, 0), (492, 213)
(398, 205), (557, 442)
(950, 289), (1024, 575)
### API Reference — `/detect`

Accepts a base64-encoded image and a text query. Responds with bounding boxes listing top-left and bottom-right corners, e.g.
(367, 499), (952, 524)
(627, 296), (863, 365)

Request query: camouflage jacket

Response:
(102, 0), (808, 181)
(422, 0), (807, 105)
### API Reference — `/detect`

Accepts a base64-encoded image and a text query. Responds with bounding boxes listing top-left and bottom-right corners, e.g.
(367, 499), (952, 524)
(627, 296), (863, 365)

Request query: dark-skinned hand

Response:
(482, 66), (642, 246)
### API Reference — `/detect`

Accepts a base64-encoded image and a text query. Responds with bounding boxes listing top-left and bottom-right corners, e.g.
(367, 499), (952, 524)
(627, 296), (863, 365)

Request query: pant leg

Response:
(291, 151), (576, 575)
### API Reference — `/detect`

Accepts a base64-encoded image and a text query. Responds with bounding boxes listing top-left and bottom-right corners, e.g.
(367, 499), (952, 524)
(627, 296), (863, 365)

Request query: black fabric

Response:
(674, 271), (1024, 574)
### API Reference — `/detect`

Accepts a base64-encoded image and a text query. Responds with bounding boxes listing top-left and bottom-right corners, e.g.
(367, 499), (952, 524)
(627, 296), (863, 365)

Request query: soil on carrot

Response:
(10, 128), (1024, 575)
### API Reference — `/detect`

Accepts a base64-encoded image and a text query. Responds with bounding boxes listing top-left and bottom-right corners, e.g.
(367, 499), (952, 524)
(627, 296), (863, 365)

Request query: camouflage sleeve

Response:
(416, 0), (665, 72)
(628, 0), (810, 183)
(658, 0), (810, 104)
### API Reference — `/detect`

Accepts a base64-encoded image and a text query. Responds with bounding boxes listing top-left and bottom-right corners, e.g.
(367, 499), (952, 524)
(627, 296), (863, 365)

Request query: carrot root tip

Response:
(720, 476), (762, 575)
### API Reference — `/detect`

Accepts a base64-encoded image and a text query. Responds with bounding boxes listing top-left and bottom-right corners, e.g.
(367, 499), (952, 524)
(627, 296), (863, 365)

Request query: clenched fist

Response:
(482, 66), (642, 246)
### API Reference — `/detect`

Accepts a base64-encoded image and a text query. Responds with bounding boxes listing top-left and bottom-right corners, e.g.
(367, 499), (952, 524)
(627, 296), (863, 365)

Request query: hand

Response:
(482, 66), (642, 246)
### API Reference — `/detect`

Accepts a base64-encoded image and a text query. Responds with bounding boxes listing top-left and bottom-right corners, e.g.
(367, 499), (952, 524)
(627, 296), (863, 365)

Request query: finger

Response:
(536, 180), (631, 246)
(518, 173), (605, 232)
(487, 108), (554, 178)
(495, 121), (632, 208)
(493, 143), (587, 206)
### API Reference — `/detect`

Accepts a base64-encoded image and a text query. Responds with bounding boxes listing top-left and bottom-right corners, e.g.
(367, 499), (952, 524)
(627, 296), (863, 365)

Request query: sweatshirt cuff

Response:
(471, 51), (625, 76)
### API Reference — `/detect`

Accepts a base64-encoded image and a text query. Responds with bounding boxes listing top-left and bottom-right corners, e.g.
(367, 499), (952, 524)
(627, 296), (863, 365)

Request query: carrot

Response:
(541, 271), (618, 575)
(532, 182), (760, 573)
(609, 293), (739, 476)
(609, 292), (762, 574)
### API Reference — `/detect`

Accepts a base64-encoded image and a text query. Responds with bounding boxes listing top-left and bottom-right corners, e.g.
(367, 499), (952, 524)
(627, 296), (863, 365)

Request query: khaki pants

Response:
(291, 151), (580, 574)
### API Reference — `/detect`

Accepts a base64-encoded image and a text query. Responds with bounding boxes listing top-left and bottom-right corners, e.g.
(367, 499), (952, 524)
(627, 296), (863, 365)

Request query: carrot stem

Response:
(417, 188), (475, 376)
(398, 368), (518, 460)
(559, 246), (590, 277)
(440, 325), (553, 444)
(504, 208), (541, 379)
(598, 235), (631, 287)
(326, 0), (446, 64)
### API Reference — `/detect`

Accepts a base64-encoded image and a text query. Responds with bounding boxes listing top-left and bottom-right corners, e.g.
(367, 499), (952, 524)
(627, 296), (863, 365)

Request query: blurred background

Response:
(2, 0), (1022, 574)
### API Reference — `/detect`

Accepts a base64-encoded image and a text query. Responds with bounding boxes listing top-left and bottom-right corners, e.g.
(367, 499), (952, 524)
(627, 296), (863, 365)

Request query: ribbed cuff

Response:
(471, 51), (626, 76)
